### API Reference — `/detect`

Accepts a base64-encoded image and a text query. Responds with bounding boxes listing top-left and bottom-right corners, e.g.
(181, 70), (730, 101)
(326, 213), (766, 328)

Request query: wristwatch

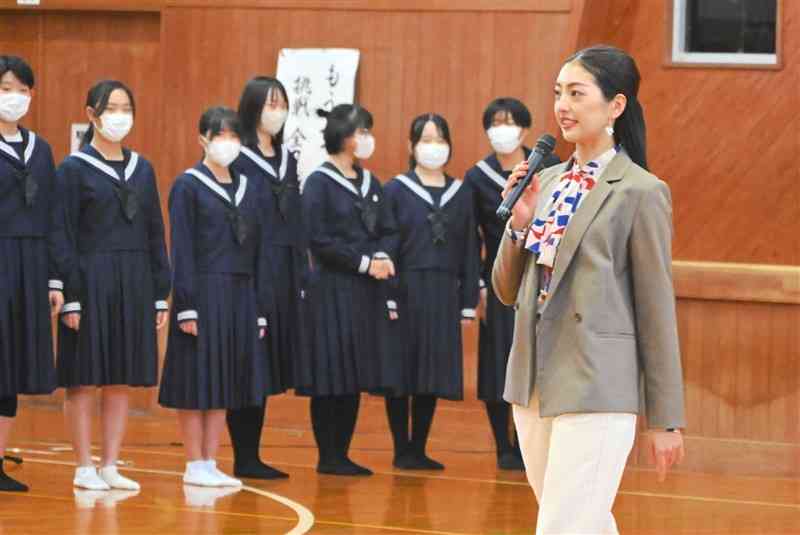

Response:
(506, 222), (528, 244)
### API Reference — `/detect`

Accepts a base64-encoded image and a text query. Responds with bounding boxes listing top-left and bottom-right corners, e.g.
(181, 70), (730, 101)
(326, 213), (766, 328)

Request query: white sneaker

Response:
(73, 466), (111, 491)
(99, 466), (140, 491)
(183, 460), (221, 487)
(203, 460), (242, 487)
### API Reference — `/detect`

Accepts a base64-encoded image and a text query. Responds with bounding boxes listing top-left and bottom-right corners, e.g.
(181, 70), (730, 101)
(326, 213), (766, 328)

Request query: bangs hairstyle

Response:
(199, 106), (243, 140)
(82, 79), (136, 147)
(0, 55), (35, 89)
(408, 113), (452, 169)
(316, 103), (373, 155)
(238, 76), (290, 147)
(566, 44), (647, 170)
(482, 97), (532, 130)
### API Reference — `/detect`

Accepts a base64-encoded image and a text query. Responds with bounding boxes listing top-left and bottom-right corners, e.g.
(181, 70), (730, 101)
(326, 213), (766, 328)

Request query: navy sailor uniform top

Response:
(235, 143), (305, 250)
(382, 171), (480, 318)
(168, 163), (272, 327)
(51, 144), (171, 312)
(301, 161), (398, 275)
(0, 127), (61, 288)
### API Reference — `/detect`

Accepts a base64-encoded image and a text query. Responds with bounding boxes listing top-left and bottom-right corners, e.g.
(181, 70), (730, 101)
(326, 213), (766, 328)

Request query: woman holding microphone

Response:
(492, 45), (685, 534)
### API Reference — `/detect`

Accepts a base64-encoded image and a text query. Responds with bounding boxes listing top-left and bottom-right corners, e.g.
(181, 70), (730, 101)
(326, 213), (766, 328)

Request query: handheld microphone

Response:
(495, 134), (557, 221)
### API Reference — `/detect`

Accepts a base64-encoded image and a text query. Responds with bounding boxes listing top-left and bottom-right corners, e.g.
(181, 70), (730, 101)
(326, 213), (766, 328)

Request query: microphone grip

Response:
(495, 154), (544, 222)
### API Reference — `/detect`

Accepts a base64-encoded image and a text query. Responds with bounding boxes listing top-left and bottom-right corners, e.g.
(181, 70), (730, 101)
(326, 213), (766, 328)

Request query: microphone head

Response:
(534, 134), (557, 155)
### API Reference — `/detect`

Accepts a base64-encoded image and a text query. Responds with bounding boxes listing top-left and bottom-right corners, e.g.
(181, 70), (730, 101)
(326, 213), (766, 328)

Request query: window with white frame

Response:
(672, 0), (778, 66)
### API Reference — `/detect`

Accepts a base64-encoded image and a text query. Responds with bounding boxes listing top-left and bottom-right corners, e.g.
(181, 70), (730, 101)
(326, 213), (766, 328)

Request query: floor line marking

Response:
(17, 458), (315, 534)
(15, 441), (800, 511)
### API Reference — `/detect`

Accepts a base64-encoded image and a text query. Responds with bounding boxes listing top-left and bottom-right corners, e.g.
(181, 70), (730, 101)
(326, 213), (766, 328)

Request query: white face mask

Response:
(415, 142), (450, 170)
(487, 125), (523, 155)
(0, 92), (31, 123)
(97, 112), (133, 143)
(354, 133), (375, 160)
(261, 108), (288, 136)
(206, 138), (241, 167)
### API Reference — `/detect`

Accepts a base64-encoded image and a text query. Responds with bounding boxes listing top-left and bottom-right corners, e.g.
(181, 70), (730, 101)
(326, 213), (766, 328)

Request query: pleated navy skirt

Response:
(57, 250), (158, 388)
(477, 284), (516, 401)
(159, 273), (278, 410)
(264, 245), (308, 392)
(389, 270), (463, 401)
(295, 266), (399, 398)
(0, 238), (56, 397)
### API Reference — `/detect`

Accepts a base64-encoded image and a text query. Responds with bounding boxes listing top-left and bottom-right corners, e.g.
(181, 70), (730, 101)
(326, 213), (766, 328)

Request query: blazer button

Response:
(574, 313), (583, 322)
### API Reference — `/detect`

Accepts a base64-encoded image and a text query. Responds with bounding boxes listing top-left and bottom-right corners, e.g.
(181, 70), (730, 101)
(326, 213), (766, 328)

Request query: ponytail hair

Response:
(565, 45), (647, 170)
(81, 80), (136, 148)
(317, 103), (373, 155)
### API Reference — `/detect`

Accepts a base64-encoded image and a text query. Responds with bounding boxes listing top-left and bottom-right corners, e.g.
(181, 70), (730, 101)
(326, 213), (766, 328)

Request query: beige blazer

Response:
(492, 151), (686, 428)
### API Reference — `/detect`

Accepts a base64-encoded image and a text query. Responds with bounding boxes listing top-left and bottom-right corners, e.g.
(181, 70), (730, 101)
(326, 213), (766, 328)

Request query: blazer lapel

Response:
(540, 152), (632, 311)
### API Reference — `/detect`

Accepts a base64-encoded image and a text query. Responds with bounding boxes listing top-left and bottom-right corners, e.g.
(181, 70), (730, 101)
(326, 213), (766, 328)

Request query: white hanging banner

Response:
(276, 48), (360, 181)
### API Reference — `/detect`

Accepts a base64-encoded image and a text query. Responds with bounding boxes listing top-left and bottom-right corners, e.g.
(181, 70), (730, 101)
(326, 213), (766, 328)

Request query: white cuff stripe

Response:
(257, 317), (267, 327)
(461, 308), (476, 318)
(177, 310), (198, 322)
(49, 279), (64, 290)
(479, 278), (486, 289)
(358, 255), (371, 274)
(372, 251), (390, 260)
(62, 302), (81, 313)
(155, 300), (169, 310)
(387, 300), (397, 310)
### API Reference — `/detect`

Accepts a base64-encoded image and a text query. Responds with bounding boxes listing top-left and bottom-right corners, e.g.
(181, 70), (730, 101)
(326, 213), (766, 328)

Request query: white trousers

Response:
(513, 393), (637, 535)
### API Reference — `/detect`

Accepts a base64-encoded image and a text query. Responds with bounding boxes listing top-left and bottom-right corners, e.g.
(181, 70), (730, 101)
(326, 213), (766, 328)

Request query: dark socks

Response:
(485, 401), (512, 453)
(386, 395), (443, 470)
(0, 458), (27, 492)
(485, 401), (524, 471)
(385, 397), (410, 460)
(410, 395), (442, 470)
(312, 395), (371, 477)
(226, 400), (288, 480)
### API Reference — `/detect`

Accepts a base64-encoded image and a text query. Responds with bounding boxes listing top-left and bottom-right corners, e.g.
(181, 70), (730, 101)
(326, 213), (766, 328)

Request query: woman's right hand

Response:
(179, 320), (198, 336)
(502, 160), (540, 231)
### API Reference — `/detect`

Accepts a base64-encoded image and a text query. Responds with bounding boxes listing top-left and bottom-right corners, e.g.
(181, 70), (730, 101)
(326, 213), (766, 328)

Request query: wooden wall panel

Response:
(569, 0), (800, 265)
(37, 12), (162, 164)
(159, 7), (569, 184)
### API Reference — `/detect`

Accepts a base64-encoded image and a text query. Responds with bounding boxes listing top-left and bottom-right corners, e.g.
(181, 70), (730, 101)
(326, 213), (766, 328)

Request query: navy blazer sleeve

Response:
(40, 144), (62, 289)
(459, 185), (481, 316)
(255, 206), (273, 328)
(145, 163), (171, 309)
(51, 160), (83, 311)
(168, 179), (198, 322)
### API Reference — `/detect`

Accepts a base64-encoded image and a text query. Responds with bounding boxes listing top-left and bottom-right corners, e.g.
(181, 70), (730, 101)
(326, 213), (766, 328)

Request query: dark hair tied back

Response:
(81, 80), (136, 148)
(566, 44), (647, 170)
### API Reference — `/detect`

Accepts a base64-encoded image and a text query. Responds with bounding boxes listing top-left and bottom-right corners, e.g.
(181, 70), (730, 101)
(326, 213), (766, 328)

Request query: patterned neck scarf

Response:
(525, 146), (619, 268)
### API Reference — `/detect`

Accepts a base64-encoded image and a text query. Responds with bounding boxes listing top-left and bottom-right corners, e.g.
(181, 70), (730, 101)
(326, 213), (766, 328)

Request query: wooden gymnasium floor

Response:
(3, 394), (800, 535)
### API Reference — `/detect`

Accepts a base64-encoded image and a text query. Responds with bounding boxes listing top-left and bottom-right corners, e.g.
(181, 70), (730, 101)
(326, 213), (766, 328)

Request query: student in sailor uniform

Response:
(224, 77), (303, 480)
(300, 104), (398, 476)
(0, 56), (60, 493)
(382, 113), (480, 470)
(52, 80), (171, 491)
(158, 107), (275, 488)
(463, 98), (560, 470)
